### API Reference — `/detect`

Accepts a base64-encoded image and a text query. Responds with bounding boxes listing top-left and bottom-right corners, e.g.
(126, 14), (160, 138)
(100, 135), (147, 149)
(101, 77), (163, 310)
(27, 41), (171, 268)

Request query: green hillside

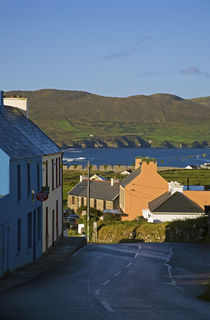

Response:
(4, 89), (210, 148)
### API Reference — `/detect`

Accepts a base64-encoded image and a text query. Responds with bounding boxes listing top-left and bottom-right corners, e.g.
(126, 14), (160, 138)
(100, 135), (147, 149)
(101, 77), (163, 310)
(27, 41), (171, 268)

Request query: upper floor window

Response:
(59, 157), (61, 186)
(27, 163), (31, 197)
(52, 159), (54, 190)
(45, 160), (48, 187)
(56, 158), (58, 188)
(37, 163), (40, 191)
(17, 165), (21, 202)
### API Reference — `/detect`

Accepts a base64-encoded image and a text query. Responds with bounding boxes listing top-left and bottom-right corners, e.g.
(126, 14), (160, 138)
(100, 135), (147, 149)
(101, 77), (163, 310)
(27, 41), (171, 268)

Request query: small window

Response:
(37, 163), (40, 191)
(72, 196), (75, 205)
(81, 197), (84, 206)
(46, 160), (48, 187)
(17, 165), (21, 202)
(52, 159), (54, 190)
(46, 207), (48, 236)
(103, 201), (106, 210)
(17, 218), (21, 252)
(27, 163), (31, 197)
(59, 157), (61, 186)
(27, 212), (32, 249)
(37, 207), (41, 240)
(56, 158), (58, 188)
(94, 199), (97, 209)
(56, 200), (59, 230)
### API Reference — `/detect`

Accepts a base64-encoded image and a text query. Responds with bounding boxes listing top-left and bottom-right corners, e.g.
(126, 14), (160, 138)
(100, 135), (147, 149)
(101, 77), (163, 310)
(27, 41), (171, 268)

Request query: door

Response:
(33, 210), (36, 261)
(0, 222), (9, 276)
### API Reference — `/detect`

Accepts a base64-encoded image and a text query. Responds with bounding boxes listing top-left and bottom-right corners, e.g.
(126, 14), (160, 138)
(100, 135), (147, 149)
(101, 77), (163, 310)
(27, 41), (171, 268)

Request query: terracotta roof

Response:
(149, 191), (204, 213)
(69, 180), (119, 201)
(120, 167), (141, 188)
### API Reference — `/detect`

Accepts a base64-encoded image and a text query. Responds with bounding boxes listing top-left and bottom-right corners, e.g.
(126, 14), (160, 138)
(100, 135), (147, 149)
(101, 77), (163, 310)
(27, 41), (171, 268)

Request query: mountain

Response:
(4, 89), (210, 148)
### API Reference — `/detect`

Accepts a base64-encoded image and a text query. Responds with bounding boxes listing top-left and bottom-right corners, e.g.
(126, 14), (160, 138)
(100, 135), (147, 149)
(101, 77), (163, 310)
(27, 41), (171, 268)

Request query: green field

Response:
(5, 89), (210, 147)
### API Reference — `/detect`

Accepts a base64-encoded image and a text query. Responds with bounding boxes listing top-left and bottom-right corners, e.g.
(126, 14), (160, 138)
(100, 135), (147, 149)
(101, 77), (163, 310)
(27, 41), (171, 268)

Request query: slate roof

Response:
(0, 106), (60, 159)
(149, 191), (204, 213)
(120, 167), (141, 188)
(69, 180), (119, 201)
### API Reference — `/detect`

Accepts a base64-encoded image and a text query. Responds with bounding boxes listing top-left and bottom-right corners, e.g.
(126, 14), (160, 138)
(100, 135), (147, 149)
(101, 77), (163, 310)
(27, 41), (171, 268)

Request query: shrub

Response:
(103, 212), (121, 222)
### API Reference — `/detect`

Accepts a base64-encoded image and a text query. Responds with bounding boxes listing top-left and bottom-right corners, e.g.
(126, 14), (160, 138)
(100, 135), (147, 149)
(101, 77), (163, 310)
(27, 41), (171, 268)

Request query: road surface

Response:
(0, 243), (210, 320)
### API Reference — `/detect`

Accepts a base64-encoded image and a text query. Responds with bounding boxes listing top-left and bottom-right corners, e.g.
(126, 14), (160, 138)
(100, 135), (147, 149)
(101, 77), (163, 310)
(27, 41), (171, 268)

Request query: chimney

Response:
(80, 175), (83, 182)
(111, 178), (114, 186)
(3, 96), (29, 119)
(135, 157), (142, 169)
(0, 91), (4, 114)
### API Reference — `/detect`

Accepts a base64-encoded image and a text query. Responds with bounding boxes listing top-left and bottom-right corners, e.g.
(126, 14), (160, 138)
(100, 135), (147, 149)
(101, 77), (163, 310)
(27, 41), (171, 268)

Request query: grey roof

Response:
(69, 180), (119, 201)
(0, 106), (60, 159)
(149, 191), (204, 213)
(120, 167), (141, 188)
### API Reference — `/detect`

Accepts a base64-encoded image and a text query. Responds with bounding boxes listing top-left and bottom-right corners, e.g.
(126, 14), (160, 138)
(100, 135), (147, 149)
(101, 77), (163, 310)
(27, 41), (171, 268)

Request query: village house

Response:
(120, 157), (210, 221)
(0, 92), (63, 276)
(120, 157), (169, 220)
(68, 176), (119, 213)
(142, 191), (204, 223)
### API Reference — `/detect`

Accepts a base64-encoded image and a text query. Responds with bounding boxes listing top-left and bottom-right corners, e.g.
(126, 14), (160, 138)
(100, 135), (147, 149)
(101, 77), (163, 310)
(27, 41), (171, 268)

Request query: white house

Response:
(142, 191), (204, 223)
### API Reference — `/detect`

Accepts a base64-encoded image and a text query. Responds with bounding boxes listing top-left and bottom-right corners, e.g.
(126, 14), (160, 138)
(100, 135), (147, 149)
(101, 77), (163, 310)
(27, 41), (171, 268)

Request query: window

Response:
(37, 163), (40, 191)
(45, 160), (48, 187)
(81, 197), (84, 206)
(17, 218), (21, 252)
(72, 196), (75, 205)
(52, 159), (54, 190)
(46, 207), (48, 236)
(103, 201), (106, 210)
(94, 199), (97, 209)
(27, 163), (31, 197)
(17, 165), (21, 202)
(56, 158), (58, 188)
(37, 207), (41, 240)
(27, 212), (32, 249)
(56, 200), (59, 230)
(59, 157), (61, 186)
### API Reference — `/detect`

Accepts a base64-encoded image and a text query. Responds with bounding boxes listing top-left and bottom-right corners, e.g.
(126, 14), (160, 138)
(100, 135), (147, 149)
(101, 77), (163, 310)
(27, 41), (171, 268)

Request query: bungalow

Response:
(68, 177), (119, 213)
(143, 191), (204, 223)
(0, 92), (62, 276)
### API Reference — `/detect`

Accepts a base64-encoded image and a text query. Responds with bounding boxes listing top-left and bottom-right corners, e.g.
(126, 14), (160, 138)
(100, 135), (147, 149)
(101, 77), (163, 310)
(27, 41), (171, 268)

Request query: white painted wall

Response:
(42, 153), (63, 253)
(4, 97), (29, 118)
(145, 211), (204, 223)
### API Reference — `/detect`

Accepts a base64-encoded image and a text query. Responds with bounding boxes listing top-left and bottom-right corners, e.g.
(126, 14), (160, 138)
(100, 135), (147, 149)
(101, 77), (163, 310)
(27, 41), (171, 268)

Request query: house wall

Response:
(42, 153), (63, 253)
(123, 160), (169, 220)
(0, 157), (43, 276)
(67, 194), (116, 213)
(183, 191), (210, 209)
(0, 148), (10, 196)
(4, 97), (29, 119)
(148, 212), (204, 223)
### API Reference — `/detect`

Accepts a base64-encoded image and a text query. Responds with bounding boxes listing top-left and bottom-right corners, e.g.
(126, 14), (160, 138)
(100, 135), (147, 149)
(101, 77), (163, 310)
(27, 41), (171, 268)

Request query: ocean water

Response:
(63, 148), (210, 168)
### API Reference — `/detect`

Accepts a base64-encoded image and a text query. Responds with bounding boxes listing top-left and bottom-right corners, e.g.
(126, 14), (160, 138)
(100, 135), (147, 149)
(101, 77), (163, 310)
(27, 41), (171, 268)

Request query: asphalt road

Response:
(0, 243), (210, 320)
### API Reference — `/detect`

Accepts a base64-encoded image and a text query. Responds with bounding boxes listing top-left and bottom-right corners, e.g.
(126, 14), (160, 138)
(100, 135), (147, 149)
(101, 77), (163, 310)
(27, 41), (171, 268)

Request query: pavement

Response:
(0, 236), (87, 292)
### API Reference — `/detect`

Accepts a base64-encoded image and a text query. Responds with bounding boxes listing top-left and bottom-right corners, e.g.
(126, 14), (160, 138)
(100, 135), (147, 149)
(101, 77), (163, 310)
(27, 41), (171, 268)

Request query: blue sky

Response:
(0, 0), (210, 98)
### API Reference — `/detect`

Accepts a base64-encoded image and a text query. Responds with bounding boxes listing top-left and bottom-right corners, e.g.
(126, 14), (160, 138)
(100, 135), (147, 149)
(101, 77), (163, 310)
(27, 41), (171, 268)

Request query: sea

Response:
(63, 148), (210, 168)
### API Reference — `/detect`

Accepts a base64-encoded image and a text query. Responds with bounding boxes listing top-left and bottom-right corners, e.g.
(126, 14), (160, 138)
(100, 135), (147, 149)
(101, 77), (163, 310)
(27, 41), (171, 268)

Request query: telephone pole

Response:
(87, 161), (90, 242)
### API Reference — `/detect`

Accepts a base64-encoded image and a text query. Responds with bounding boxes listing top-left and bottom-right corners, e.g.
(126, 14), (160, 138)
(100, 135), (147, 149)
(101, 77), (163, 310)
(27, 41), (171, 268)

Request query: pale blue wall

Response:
(0, 148), (9, 196)
(0, 156), (43, 276)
